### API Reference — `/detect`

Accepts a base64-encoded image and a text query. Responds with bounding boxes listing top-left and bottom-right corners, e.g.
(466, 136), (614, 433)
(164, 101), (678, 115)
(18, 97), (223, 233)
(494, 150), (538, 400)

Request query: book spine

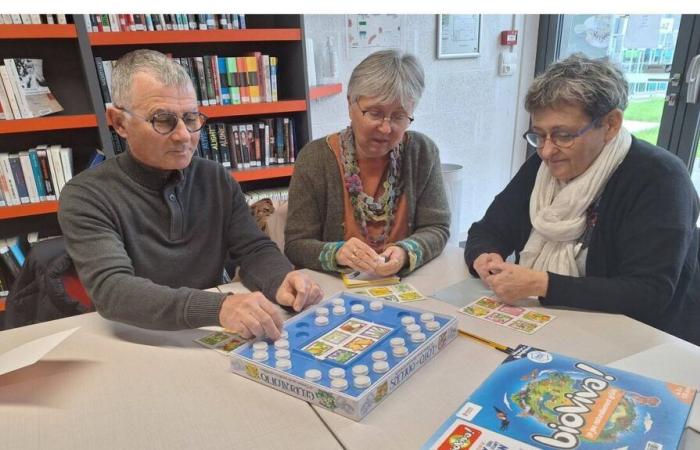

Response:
(8, 154), (29, 204)
(210, 55), (222, 105)
(217, 57), (230, 105)
(194, 57), (209, 106)
(28, 149), (47, 200)
(236, 57), (249, 104)
(0, 154), (20, 205)
(202, 55), (217, 105)
(207, 124), (221, 163)
(0, 159), (11, 206)
(0, 72), (14, 120)
(56, 14), (67, 25)
(275, 117), (285, 163)
(3, 59), (32, 118)
(18, 152), (39, 203)
(48, 146), (66, 194)
(216, 123), (231, 168)
(59, 147), (73, 185)
(270, 57), (278, 102)
(246, 56), (260, 103)
(94, 57), (112, 105)
(226, 57), (241, 105)
(238, 124), (251, 168)
(37, 149), (57, 200)
(261, 54), (272, 103)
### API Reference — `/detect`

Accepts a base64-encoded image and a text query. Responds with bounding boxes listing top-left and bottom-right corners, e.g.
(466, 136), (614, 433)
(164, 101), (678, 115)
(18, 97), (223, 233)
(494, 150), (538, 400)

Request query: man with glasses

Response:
(59, 49), (322, 339)
(465, 54), (700, 345)
(285, 50), (450, 278)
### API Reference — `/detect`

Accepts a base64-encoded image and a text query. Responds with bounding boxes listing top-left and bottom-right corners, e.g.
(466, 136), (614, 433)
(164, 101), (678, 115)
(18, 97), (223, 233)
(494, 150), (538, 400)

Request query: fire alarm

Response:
(500, 30), (518, 46)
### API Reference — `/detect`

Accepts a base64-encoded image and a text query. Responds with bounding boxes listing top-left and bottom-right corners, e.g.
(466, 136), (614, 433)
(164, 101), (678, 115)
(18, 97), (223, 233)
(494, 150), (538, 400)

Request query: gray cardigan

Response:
(285, 130), (450, 273)
(58, 151), (293, 330)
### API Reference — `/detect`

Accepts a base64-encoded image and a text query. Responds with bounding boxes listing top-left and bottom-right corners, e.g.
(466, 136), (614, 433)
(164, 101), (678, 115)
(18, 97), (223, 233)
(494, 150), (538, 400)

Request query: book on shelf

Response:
(0, 238), (22, 279)
(423, 344), (696, 450)
(85, 14), (246, 32)
(341, 271), (400, 288)
(0, 145), (73, 205)
(1, 59), (63, 119)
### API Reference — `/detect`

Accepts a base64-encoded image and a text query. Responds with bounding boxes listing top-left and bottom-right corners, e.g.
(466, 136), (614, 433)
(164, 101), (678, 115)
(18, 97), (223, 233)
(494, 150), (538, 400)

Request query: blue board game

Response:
(230, 292), (458, 420)
(423, 344), (696, 450)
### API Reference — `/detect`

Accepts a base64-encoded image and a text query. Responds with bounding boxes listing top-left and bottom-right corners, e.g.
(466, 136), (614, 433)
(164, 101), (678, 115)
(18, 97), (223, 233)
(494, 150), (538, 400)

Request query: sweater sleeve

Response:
(396, 139), (450, 274)
(284, 142), (331, 272)
(224, 178), (294, 303)
(542, 158), (699, 325)
(464, 155), (539, 277)
(58, 182), (227, 330)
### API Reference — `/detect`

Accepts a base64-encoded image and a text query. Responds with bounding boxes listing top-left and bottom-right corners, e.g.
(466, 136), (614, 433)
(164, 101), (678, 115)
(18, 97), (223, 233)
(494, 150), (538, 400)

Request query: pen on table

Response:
(458, 329), (512, 354)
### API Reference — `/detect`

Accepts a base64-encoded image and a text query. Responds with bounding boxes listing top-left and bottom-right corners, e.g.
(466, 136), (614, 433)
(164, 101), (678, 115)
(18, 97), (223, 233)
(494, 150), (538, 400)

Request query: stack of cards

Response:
(459, 296), (555, 334)
(195, 330), (248, 354)
(350, 282), (426, 303)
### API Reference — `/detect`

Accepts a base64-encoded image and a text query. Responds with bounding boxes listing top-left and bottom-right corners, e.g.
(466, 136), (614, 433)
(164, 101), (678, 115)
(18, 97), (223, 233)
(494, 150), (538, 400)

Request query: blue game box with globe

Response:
(423, 344), (696, 450)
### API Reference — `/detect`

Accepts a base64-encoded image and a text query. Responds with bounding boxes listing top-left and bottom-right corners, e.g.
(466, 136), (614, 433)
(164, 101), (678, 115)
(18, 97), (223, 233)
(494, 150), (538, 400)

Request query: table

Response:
(1, 246), (698, 449)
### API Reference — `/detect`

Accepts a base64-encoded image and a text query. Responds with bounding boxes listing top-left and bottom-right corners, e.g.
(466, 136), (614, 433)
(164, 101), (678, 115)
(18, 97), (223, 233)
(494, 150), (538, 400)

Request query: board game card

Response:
(459, 297), (556, 335)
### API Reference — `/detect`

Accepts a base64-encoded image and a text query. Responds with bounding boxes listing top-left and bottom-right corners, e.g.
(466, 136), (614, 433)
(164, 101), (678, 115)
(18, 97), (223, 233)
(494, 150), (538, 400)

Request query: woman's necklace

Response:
(340, 127), (403, 248)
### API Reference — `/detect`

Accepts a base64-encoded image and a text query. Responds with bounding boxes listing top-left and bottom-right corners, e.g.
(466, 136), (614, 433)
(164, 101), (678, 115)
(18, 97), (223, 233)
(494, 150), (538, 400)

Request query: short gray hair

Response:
(525, 54), (628, 120)
(347, 50), (425, 111)
(111, 49), (193, 108)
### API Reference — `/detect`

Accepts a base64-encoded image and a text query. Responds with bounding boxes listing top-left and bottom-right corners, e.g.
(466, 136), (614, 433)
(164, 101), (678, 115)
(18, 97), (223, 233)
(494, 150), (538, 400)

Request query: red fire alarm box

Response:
(501, 30), (518, 46)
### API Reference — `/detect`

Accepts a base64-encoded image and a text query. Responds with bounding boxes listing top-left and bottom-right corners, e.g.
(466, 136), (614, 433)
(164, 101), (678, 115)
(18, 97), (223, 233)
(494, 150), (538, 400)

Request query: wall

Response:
(303, 14), (539, 241)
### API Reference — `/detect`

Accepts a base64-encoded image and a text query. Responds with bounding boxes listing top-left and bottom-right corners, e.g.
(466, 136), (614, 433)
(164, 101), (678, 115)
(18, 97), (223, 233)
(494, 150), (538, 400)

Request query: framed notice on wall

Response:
(437, 14), (481, 59)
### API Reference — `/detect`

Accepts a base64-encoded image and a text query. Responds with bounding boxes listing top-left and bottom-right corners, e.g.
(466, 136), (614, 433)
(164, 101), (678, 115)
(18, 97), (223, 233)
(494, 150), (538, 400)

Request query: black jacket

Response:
(465, 137), (700, 345)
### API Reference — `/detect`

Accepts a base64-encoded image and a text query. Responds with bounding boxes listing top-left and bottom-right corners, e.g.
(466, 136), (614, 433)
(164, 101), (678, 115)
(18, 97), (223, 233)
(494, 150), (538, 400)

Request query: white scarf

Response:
(519, 126), (632, 276)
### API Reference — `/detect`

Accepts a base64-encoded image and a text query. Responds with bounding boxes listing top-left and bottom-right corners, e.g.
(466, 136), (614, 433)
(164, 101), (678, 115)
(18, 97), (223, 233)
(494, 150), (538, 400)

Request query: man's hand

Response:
(484, 261), (548, 304)
(335, 237), (381, 273)
(276, 270), (324, 313)
(375, 245), (407, 277)
(473, 252), (505, 281)
(219, 292), (284, 340)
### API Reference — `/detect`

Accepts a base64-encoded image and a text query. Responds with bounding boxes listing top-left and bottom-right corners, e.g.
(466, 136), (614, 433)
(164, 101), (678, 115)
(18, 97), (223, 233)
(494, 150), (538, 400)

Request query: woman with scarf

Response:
(285, 50), (450, 277)
(465, 54), (700, 345)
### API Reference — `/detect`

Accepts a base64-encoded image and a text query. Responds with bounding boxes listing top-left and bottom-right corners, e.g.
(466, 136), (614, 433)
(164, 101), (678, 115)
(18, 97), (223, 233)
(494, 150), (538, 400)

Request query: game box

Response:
(423, 344), (696, 449)
(230, 292), (458, 420)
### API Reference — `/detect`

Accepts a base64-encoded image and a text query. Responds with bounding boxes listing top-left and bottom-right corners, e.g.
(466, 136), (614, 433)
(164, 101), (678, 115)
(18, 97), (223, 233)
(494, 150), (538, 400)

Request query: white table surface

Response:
(1, 246), (697, 449)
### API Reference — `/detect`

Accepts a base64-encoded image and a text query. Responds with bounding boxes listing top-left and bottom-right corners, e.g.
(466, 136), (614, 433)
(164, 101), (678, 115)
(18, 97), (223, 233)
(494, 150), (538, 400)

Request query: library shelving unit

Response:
(0, 18), (104, 237)
(80, 14), (312, 187)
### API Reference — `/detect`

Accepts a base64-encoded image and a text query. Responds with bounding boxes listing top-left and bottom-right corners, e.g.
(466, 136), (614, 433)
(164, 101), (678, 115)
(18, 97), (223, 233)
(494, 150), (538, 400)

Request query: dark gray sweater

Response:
(58, 151), (293, 330)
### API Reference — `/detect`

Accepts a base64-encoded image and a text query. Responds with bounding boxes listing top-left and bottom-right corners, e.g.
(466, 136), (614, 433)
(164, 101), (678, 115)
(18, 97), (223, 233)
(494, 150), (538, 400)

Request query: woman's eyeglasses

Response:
(115, 106), (208, 135)
(523, 117), (602, 149)
(356, 102), (414, 130)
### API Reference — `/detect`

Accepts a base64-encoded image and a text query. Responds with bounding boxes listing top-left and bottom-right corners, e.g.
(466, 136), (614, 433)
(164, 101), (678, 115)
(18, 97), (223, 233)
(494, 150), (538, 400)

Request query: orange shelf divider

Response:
(0, 201), (59, 219)
(89, 28), (301, 46)
(230, 165), (294, 182)
(0, 24), (77, 39)
(0, 114), (98, 134)
(309, 83), (343, 100)
(201, 100), (307, 119)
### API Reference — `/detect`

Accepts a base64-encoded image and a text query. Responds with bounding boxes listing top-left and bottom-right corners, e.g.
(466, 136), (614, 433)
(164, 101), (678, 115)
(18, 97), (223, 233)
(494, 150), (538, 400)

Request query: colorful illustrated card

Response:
(303, 317), (395, 365)
(350, 282), (426, 303)
(195, 330), (249, 354)
(458, 296), (556, 335)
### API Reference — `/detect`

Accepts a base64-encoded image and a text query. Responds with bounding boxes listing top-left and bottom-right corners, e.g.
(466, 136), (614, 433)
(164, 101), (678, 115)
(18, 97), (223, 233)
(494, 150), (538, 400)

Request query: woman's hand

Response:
(484, 261), (548, 304)
(336, 237), (381, 273)
(473, 252), (505, 281)
(375, 245), (407, 277)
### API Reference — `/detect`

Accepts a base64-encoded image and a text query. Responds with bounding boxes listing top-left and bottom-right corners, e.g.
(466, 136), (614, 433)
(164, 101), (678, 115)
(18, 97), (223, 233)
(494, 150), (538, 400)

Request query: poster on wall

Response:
(558, 15), (612, 59)
(346, 14), (403, 52)
(437, 14), (481, 59)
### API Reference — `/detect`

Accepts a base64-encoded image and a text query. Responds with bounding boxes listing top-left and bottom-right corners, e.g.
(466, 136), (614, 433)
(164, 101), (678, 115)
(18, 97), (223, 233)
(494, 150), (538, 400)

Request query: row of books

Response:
(95, 53), (278, 108)
(84, 14), (246, 33)
(0, 232), (51, 297)
(0, 146), (72, 207)
(244, 188), (288, 205)
(0, 58), (63, 120)
(0, 14), (69, 25)
(198, 118), (297, 169)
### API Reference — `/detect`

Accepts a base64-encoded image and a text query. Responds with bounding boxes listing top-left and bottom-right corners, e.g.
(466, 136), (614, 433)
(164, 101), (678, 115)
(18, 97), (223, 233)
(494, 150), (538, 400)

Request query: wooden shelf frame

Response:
(230, 165), (294, 182)
(89, 28), (302, 46)
(201, 100), (307, 119)
(0, 201), (59, 219)
(0, 24), (77, 39)
(0, 114), (98, 134)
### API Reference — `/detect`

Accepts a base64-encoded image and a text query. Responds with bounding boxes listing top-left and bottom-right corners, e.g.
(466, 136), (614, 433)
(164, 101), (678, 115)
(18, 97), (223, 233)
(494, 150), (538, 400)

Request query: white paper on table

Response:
(608, 341), (700, 432)
(0, 327), (80, 377)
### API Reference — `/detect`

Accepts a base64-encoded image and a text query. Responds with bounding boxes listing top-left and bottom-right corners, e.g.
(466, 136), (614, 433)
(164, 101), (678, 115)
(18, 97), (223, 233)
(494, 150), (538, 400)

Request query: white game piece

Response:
(371, 350), (388, 361)
(420, 312), (435, 323)
(274, 339), (290, 350)
(332, 298), (344, 307)
(275, 359), (292, 370)
(353, 375), (371, 389)
(331, 378), (348, 391)
(252, 341), (268, 352)
(425, 320), (440, 332)
(329, 367), (346, 379)
(252, 350), (268, 362)
(400, 316), (416, 326)
(406, 323), (421, 334)
(274, 349), (290, 360)
(305, 369), (322, 382)
(372, 360), (389, 373)
(350, 304), (365, 314)
(410, 332), (426, 343)
(369, 301), (383, 311)
(315, 307), (329, 317)
(392, 346), (408, 358)
(314, 316), (329, 326)
(280, 330), (289, 339)
(351, 364), (369, 376)
(390, 337), (405, 348)
(332, 305), (346, 316)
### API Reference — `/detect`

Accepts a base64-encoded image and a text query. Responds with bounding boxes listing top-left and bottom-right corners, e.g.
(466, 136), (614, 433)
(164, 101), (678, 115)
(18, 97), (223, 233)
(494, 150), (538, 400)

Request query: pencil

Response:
(458, 329), (512, 354)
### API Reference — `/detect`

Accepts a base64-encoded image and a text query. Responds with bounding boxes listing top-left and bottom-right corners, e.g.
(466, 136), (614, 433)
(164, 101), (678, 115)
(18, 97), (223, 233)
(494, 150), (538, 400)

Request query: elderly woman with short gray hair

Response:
(285, 50), (450, 277)
(465, 54), (700, 345)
